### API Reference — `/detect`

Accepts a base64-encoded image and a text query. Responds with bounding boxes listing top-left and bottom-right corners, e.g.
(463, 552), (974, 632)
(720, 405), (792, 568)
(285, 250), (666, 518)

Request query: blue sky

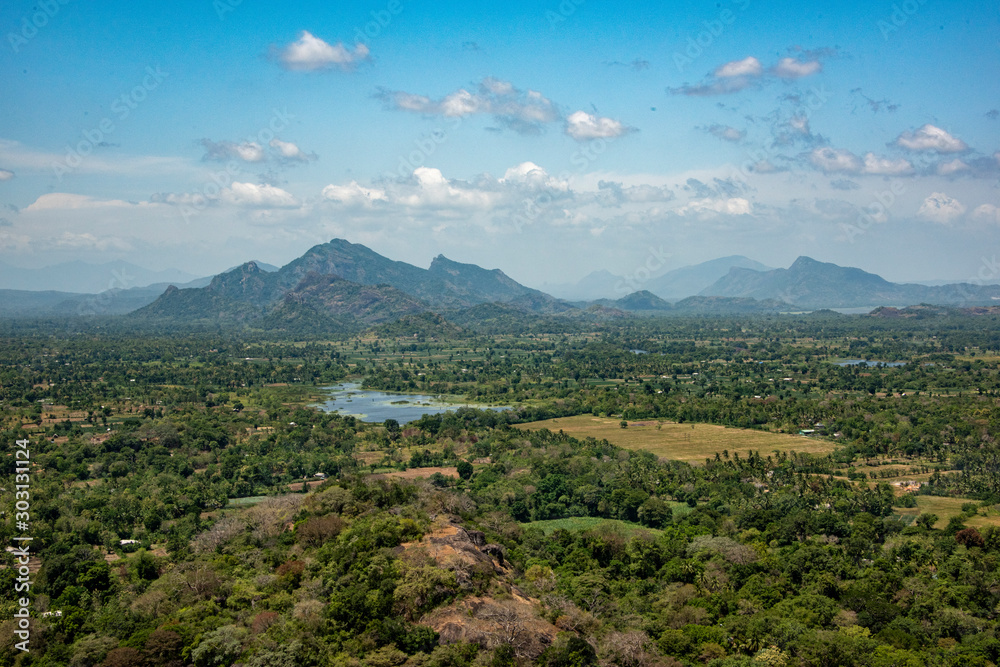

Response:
(1, 0), (998, 289)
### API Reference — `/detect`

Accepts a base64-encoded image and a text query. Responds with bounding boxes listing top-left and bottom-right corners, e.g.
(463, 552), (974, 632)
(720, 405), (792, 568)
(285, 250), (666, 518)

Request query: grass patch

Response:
(894, 496), (1000, 530)
(227, 495), (269, 506)
(515, 415), (836, 464)
(521, 517), (660, 537)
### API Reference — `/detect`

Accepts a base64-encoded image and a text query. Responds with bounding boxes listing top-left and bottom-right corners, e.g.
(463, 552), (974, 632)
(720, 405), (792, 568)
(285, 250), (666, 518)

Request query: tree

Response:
(191, 625), (247, 667)
(69, 635), (118, 667)
(637, 497), (671, 528)
(457, 460), (474, 480)
(144, 629), (184, 665)
(540, 633), (597, 667)
(955, 527), (985, 548)
(99, 647), (147, 667)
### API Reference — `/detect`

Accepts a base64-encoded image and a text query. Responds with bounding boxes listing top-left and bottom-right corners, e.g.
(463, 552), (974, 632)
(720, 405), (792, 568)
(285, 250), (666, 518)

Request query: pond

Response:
(313, 382), (512, 424)
(835, 359), (907, 367)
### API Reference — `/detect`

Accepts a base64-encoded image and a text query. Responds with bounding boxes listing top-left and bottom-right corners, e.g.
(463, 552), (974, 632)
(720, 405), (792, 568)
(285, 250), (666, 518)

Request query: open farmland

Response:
(514, 415), (837, 464)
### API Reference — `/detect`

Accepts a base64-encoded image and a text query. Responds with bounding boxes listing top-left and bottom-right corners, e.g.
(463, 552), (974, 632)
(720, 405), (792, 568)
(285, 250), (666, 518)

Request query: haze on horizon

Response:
(1, 0), (998, 290)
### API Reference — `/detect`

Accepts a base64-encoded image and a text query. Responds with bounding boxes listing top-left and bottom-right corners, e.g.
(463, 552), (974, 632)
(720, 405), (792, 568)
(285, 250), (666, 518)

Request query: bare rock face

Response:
(398, 518), (560, 659)
(421, 595), (558, 660)
(397, 521), (507, 582)
(481, 544), (506, 565)
(464, 528), (486, 547)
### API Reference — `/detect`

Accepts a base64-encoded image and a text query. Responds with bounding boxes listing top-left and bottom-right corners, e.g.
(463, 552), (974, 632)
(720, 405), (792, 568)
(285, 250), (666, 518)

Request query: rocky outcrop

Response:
(398, 518), (560, 659)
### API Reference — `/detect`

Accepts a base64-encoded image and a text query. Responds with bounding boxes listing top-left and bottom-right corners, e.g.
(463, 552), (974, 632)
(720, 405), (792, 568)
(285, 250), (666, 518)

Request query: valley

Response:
(2, 308), (999, 665)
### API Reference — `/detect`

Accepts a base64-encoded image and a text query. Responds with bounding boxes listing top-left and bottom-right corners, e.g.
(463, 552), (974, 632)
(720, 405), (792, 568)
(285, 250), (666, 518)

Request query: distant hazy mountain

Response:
(702, 256), (1000, 308)
(583, 290), (798, 315)
(544, 270), (622, 300)
(645, 256), (772, 300)
(592, 290), (673, 312)
(0, 260), (198, 293)
(0, 281), (208, 318)
(544, 256), (771, 301)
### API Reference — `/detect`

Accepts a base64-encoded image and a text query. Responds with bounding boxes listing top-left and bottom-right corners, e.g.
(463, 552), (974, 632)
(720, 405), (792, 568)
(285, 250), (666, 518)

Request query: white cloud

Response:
(565, 111), (631, 141)
(752, 160), (782, 174)
(440, 89), (488, 117)
(269, 139), (315, 162)
(596, 180), (673, 206)
(937, 158), (970, 176)
(221, 182), (298, 208)
(715, 56), (762, 78)
(671, 78), (758, 96)
(389, 92), (433, 113)
(376, 78), (559, 134)
(809, 147), (862, 173)
(972, 204), (1000, 224)
(55, 232), (132, 251)
(480, 78), (513, 95)
(895, 124), (968, 153)
(789, 115), (810, 135)
(678, 197), (752, 216)
(23, 193), (143, 212)
(862, 153), (913, 175)
(235, 143), (265, 162)
(500, 162), (569, 191)
(150, 192), (208, 206)
(201, 139), (266, 163)
(0, 231), (30, 251)
(0, 139), (187, 177)
(918, 192), (966, 224)
(671, 54), (824, 96)
(0, 169), (14, 181)
(279, 31), (369, 71)
(322, 181), (387, 207)
(774, 57), (822, 78)
(400, 167), (498, 209)
(202, 138), (315, 164)
(705, 124), (745, 142)
(669, 56), (763, 96)
(320, 163), (577, 219)
(501, 162), (547, 183)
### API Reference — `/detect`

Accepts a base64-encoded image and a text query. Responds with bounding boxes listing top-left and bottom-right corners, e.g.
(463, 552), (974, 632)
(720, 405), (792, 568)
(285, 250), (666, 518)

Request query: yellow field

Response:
(895, 496), (1000, 530)
(514, 415), (836, 464)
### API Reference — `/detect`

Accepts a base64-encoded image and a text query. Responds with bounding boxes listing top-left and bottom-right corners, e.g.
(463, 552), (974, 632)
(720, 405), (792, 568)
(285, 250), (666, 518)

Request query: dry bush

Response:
(599, 630), (659, 667)
(305, 485), (352, 515)
(246, 495), (303, 543)
(686, 535), (757, 565)
(191, 514), (244, 554)
(297, 514), (345, 546)
(251, 610), (280, 634)
(293, 599), (325, 630)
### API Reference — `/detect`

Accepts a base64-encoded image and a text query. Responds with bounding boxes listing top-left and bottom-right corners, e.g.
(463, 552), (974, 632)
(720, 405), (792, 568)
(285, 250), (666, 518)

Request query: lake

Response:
(313, 382), (512, 423)
(835, 359), (907, 367)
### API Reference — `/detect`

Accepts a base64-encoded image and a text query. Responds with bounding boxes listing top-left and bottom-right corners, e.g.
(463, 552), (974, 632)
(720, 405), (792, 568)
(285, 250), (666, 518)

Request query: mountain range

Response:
(134, 239), (572, 330)
(4, 241), (1000, 325)
(0, 259), (200, 293)
(0, 261), (277, 318)
(701, 256), (1000, 308)
(545, 255), (772, 301)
